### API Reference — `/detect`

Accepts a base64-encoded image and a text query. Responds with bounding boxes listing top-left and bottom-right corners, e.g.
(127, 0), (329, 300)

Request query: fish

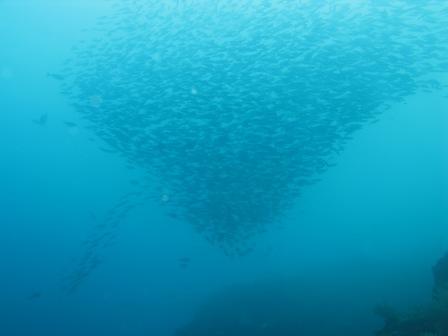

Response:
(47, 72), (65, 81)
(178, 257), (191, 268)
(26, 291), (42, 301)
(32, 113), (48, 126)
(57, 0), (448, 289)
(64, 121), (78, 128)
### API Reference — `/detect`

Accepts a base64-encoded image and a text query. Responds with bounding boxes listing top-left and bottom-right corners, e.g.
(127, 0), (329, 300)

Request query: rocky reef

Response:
(174, 276), (373, 336)
(376, 252), (448, 336)
(173, 253), (448, 336)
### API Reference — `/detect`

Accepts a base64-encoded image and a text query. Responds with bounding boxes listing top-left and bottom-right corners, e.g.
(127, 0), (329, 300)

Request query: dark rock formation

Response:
(433, 252), (448, 299)
(376, 252), (448, 336)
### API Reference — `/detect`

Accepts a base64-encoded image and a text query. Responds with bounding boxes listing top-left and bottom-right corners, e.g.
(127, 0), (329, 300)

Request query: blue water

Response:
(1, 1), (447, 335)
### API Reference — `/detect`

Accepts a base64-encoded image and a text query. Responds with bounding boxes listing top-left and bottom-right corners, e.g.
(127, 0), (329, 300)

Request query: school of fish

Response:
(59, 0), (448, 256)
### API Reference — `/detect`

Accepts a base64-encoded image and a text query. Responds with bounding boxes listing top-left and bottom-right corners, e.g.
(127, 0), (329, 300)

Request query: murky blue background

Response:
(1, 1), (447, 335)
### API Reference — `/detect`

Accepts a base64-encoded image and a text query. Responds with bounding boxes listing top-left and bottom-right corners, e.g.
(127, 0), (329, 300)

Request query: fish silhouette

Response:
(32, 114), (48, 126)
(26, 291), (42, 301)
(179, 257), (191, 268)
(47, 72), (65, 81)
(64, 121), (78, 128)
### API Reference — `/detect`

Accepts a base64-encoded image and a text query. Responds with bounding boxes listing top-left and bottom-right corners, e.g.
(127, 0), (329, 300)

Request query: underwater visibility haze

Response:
(1, 1), (448, 335)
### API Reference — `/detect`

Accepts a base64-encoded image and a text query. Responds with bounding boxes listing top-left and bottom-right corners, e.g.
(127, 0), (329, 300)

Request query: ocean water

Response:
(0, 1), (447, 335)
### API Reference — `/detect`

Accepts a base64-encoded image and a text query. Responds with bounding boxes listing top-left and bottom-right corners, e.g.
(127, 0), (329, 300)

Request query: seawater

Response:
(0, 1), (447, 336)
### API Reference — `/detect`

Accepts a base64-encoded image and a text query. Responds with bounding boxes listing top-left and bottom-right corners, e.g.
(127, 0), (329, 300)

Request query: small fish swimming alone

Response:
(64, 121), (77, 128)
(32, 113), (48, 126)
(46, 72), (65, 81)
(26, 291), (42, 301)
(178, 257), (191, 268)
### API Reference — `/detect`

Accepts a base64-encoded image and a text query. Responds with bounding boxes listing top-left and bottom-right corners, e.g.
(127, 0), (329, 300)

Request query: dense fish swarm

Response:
(60, 1), (448, 251)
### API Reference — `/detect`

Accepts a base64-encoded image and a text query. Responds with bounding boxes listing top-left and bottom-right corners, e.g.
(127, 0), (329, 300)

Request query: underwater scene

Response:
(1, 1), (448, 335)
